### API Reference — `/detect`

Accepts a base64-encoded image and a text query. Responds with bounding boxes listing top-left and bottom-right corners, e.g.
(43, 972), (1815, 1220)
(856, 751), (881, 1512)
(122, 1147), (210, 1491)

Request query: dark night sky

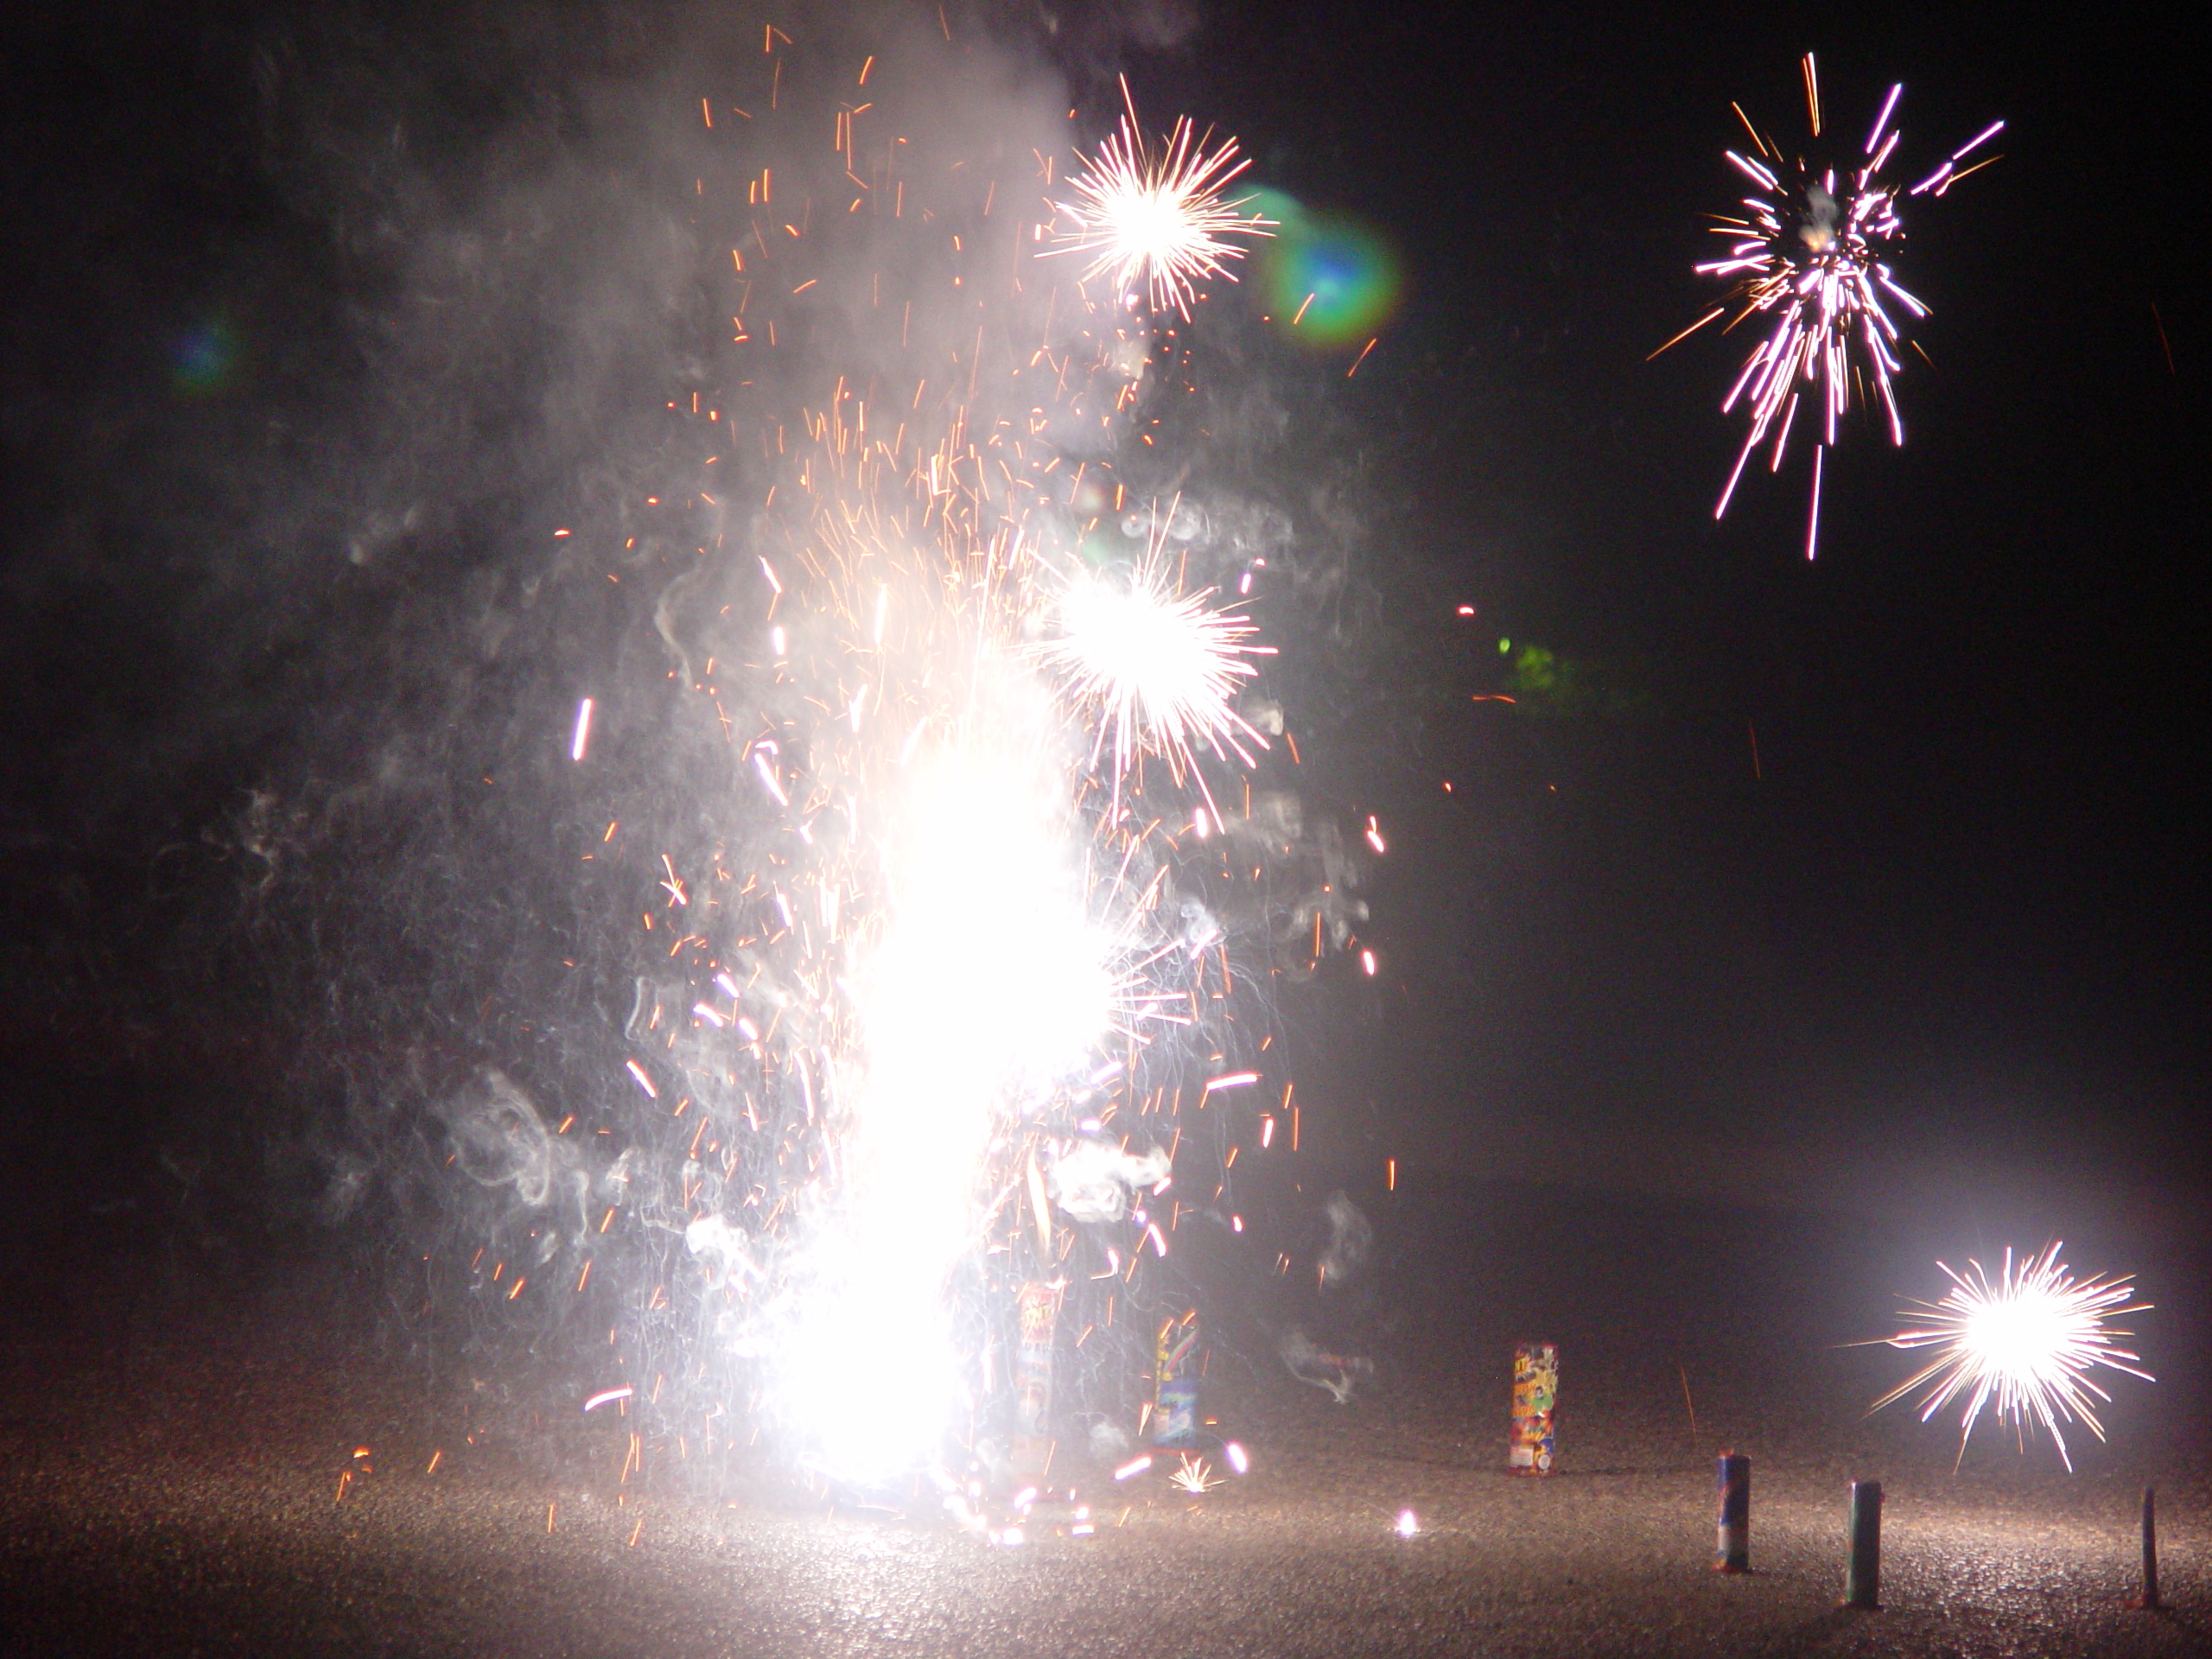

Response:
(1136, 0), (2210, 1205)
(0, 0), (2203, 1234)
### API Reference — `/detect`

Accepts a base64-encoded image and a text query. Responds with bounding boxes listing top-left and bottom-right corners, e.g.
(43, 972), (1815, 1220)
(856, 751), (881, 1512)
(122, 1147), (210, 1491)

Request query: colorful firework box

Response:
(1012, 1281), (1061, 1479)
(1509, 1343), (1558, 1474)
(1152, 1310), (1202, 1448)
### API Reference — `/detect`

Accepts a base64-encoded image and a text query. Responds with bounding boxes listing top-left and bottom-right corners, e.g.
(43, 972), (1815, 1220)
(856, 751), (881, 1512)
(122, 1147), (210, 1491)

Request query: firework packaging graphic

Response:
(1510, 1343), (1558, 1474)
(1012, 1281), (1063, 1482)
(1153, 1310), (1202, 1449)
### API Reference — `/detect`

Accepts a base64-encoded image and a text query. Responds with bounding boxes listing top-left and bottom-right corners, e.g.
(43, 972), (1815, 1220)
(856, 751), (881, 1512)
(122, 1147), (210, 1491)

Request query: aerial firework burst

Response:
(1051, 79), (1272, 318)
(1663, 54), (2003, 557)
(1871, 1243), (2153, 1471)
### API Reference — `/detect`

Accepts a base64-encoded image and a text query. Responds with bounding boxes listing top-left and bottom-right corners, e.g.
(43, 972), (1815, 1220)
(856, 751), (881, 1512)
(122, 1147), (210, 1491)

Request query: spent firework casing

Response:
(1508, 1343), (1558, 1474)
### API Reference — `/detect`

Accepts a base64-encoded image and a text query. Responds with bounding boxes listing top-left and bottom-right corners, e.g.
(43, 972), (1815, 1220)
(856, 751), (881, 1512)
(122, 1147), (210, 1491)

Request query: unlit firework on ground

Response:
(1510, 1343), (1558, 1474)
(1714, 1452), (1750, 1572)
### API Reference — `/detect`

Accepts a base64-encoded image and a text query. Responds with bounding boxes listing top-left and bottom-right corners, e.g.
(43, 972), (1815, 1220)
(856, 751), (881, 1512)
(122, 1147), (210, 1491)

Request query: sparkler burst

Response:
(1872, 1243), (2153, 1471)
(1039, 536), (1273, 803)
(1168, 1453), (1223, 1494)
(1052, 79), (1271, 318)
(1669, 54), (2003, 558)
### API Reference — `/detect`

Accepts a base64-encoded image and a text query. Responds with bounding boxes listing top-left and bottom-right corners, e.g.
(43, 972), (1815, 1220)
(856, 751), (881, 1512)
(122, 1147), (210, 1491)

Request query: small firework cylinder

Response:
(1011, 1281), (1060, 1480)
(2134, 1484), (2160, 1611)
(1152, 1310), (1201, 1449)
(1844, 1480), (1882, 1609)
(1714, 1452), (1751, 1572)
(1508, 1344), (1558, 1474)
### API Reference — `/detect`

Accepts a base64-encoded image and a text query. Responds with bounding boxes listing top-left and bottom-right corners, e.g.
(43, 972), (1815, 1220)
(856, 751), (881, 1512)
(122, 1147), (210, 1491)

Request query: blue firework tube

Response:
(1152, 1311), (1201, 1448)
(1844, 1480), (1882, 1609)
(1714, 1452), (1750, 1573)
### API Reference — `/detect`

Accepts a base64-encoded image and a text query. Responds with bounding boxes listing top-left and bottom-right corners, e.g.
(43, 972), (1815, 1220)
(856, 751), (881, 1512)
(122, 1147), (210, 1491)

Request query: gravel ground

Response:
(3, 1184), (2207, 1657)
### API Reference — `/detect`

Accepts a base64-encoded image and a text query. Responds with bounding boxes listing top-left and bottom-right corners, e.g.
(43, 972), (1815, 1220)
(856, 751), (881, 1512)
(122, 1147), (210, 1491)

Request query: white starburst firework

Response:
(1038, 536), (1272, 807)
(1052, 79), (1270, 318)
(1872, 1243), (2153, 1471)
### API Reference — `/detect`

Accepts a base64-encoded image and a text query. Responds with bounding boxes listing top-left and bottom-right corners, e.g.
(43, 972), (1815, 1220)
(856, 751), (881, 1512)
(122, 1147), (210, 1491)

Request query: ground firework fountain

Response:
(380, 16), (1373, 1514)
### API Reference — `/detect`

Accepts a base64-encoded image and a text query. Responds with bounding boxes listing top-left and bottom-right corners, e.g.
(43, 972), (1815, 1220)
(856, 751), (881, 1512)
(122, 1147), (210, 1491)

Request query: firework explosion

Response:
(1666, 54), (2002, 558)
(341, 18), (1378, 1519)
(1038, 529), (1274, 813)
(1872, 1243), (2153, 1471)
(1049, 79), (1273, 320)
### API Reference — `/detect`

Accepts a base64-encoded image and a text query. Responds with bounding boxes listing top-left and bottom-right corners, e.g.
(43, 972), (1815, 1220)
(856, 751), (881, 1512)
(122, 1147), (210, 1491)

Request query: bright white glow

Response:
(582, 1387), (632, 1413)
(1115, 1454), (1154, 1481)
(779, 714), (1115, 1482)
(1395, 1509), (1420, 1537)
(1873, 1242), (2153, 1470)
(570, 697), (594, 762)
(1224, 1441), (1249, 1474)
(1040, 550), (1270, 793)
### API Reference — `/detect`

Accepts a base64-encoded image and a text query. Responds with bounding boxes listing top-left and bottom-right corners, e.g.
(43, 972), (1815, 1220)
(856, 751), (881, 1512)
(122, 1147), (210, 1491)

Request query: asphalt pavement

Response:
(3, 1184), (2207, 1657)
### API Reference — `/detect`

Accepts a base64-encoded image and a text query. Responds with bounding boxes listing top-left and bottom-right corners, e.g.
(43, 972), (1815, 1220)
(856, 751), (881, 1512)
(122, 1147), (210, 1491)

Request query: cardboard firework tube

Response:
(1151, 1311), (1201, 1449)
(1844, 1480), (1882, 1609)
(1011, 1281), (1059, 1482)
(2134, 1485), (2160, 1611)
(1508, 1344), (1559, 1474)
(1714, 1452), (1751, 1573)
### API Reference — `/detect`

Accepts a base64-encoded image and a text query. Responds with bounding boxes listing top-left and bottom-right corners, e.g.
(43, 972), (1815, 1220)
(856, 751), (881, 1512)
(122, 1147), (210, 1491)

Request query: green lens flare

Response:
(172, 321), (239, 395)
(1257, 204), (1399, 346)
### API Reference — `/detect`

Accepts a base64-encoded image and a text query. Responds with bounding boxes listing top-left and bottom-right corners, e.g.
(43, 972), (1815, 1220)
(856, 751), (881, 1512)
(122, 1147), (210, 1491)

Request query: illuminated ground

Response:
(3, 1184), (2206, 1657)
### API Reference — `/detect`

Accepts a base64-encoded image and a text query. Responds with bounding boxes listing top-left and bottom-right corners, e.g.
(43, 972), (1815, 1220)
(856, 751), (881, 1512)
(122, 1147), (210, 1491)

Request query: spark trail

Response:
(1667, 54), (2002, 558)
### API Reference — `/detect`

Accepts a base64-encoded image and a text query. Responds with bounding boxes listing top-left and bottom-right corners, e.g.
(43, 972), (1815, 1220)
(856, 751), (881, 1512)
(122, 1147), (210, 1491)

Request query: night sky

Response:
(1123, 0), (2209, 1217)
(1, 0), (2203, 1250)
